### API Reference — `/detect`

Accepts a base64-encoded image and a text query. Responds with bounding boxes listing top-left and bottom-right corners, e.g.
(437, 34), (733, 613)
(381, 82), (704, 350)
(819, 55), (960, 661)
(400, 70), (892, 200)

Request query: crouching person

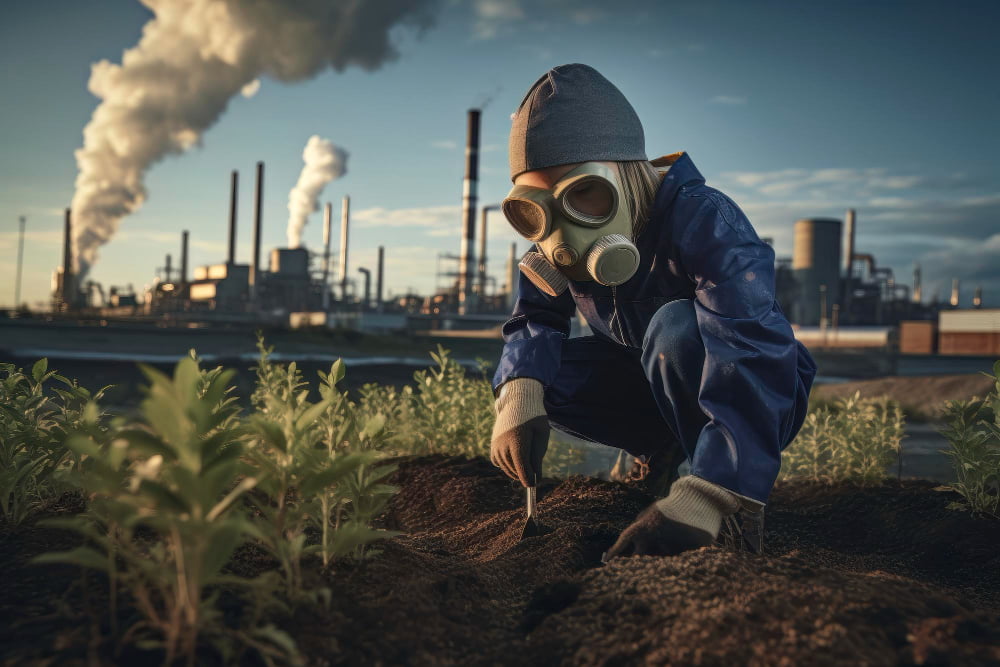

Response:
(489, 64), (817, 557)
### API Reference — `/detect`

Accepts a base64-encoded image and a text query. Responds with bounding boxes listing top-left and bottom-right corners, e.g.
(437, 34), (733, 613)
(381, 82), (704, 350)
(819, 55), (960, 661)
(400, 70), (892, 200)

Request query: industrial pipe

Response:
(180, 230), (189, 285)
(458, 109), (481, 315)
(14, 216), (25, 308)
(358, 267), (371, 310)
(250, 161), (264, 297)
(339, 195), (350, 301)
(478, 204), (499, 304)
(228, 170), (238, 265)
(322, 202), (333, 310)
(62, 207), (74, 306)
(376, 246), (385, 312)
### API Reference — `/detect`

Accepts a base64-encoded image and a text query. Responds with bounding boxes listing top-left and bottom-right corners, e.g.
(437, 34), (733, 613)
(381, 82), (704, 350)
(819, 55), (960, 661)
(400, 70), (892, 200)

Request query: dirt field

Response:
(2, 456), (998, 665)
(812, 373), (996, 420)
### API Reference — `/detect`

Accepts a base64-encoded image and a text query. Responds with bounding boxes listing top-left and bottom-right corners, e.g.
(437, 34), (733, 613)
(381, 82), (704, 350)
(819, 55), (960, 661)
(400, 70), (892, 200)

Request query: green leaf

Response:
(33, 546), (111, 573)
(31, 358), (48, 383)
(295, 398), (333, 433)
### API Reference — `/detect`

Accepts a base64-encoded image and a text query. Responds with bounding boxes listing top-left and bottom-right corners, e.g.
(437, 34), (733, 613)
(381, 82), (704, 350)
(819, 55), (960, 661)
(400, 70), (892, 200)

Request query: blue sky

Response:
(1, 0), (998, 309)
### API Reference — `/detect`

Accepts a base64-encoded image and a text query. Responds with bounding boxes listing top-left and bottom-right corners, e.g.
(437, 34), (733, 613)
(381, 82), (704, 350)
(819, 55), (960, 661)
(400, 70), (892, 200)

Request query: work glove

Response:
(490, 378), (549, 487)
(604, 476), (747, 559)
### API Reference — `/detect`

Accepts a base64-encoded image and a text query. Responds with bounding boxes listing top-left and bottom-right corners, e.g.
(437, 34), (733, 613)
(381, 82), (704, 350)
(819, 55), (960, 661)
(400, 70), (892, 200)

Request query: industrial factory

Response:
(27, 108), (1000, 358)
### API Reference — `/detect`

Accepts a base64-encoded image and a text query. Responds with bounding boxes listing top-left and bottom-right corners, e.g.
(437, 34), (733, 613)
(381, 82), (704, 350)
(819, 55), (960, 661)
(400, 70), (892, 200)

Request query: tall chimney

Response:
(322, 202), (333, 310)
(843, 209), (856, 277)
(250, 161), (264, 297)
(376, 246), (385, 312)
(478, 205), (497, 303)
(339, 195), (350, 301)
(62, 207), (74, 306)
(950, 278), (960, 307)
(912, 263), (921, 303)
(458, 108), (481, 315)
(506, 242), (518, 309)
(228, 170), (238, 265)
(164, 254), (173, 282)
(842, 208), (856, 319)
(358, 267), (371, 309)
(180, 231), (189, 285)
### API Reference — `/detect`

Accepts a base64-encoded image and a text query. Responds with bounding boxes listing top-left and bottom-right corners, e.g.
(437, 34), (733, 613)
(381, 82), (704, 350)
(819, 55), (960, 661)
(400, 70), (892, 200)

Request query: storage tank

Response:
(792, 218), (842, 325)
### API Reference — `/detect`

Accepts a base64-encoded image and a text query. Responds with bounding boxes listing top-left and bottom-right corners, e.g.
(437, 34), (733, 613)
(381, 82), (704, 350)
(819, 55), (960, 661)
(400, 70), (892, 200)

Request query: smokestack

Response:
(228, 170), (238, 265)
(951, 278), (960, 307)
(165, 254), (173, 282)
(478, 205), (498, 303)
(506, 242), (518, 309)
(321, 202), (332, 310)
(358, 267), (371, 309)
(843, 209), (856, 278)
(973, 285), (983, 309)
(912, 263), (921, 303)
(458, 108), (481, 315)
(250, 161), (263, 297)
(339, 195), (350, 301)
(376, 246), (385, 312)
(62, 208), (74, 306)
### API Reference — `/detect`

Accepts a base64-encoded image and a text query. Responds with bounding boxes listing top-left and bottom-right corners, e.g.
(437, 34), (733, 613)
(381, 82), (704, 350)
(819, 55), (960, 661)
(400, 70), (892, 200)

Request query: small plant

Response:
(939, 361), (1000, 518)
(0, 359), (108, 524)
(244, 338), (397, 599)
(356, 346), (588, 477)
(780, 391), (905, 484)
(35, 355), (277, 665)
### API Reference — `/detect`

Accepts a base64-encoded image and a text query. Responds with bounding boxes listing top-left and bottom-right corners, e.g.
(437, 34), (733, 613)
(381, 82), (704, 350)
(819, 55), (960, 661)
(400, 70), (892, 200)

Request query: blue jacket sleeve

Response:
(492, 268), (576, 393)
(674, 189), (816, 503)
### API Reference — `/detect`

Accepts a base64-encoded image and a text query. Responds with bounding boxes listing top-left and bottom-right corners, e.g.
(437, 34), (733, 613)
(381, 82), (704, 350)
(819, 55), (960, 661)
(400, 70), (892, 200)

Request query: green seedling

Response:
(245, 339), (398, 600)
(939, 360), (1000, 518)
(0, 358), (108, 525)
(35, 356), (277, 666)
(780, 391), (905, 484)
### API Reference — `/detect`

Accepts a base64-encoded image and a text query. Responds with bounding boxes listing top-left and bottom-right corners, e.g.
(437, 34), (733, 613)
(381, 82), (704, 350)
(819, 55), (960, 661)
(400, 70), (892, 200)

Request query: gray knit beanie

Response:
(509, 64), (647, 181)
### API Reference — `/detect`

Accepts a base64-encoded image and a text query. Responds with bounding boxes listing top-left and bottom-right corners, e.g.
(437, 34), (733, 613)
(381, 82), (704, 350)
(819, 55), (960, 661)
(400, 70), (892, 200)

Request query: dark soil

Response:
(3, 457), (999, 666)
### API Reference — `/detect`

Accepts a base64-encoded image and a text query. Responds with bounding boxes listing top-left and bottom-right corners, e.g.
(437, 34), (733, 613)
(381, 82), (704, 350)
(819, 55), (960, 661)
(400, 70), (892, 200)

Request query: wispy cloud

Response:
(711, 95), (747, 106)
(431, 139), (457, 150)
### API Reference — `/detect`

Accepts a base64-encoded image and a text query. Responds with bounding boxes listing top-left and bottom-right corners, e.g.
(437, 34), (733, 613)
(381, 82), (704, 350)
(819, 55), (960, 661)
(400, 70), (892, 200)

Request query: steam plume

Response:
(286, 136), (348, 248)
(70, 0), (435, 277)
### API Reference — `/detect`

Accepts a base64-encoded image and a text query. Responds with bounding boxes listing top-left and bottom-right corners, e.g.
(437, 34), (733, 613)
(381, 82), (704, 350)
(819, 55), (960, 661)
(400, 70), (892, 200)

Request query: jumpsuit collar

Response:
(648, 152), (706, 224)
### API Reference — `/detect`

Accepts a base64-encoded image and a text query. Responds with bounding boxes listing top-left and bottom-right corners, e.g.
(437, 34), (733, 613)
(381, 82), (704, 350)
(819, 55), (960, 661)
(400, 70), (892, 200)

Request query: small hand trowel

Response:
(519, 475), (540, 540)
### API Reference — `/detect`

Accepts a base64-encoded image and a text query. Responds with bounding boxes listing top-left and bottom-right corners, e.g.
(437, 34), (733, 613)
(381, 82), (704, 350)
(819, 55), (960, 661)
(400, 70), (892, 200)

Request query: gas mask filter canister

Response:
(502, 162), (640, 297)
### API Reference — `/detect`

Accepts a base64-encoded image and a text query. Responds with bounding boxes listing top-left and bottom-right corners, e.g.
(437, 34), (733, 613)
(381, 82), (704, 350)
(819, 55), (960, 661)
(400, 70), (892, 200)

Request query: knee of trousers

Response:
(641, 299), (704, 369)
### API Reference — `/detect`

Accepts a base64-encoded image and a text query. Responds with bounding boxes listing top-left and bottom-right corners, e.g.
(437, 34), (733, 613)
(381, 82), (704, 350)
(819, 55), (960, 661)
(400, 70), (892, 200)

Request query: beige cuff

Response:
(493, 378), (546, 435)
(653, 475), (740, 540)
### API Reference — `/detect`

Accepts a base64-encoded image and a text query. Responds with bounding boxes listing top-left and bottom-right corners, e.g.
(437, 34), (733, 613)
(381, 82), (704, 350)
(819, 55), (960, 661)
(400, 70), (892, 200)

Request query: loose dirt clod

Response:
(2, 456), (999, 665)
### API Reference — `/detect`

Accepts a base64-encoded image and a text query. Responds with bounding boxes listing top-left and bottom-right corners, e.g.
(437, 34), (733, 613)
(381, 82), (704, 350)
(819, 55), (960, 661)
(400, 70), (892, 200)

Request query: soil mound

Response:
(3, 456), (998, 665)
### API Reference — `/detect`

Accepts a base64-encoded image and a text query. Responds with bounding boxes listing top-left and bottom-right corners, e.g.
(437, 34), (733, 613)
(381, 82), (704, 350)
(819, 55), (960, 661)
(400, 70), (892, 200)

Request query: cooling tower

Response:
(793, 218), (842, 325)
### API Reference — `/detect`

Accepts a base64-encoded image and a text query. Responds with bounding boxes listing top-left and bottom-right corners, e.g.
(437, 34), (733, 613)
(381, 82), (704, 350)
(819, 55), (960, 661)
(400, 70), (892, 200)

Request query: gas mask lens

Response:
(557, 175), (617, 226)
(501, 197), (550, 241)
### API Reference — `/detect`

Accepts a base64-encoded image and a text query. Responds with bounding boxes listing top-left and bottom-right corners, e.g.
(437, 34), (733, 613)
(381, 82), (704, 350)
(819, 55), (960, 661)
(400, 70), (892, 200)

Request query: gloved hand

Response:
(605, 476), (746, 559)
(490, 378), (549, 487)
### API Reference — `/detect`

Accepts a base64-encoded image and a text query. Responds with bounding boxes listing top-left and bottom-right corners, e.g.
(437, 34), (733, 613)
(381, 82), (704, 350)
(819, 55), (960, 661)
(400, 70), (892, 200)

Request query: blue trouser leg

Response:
(543, 299), (706, 464)
(639, 299), (709, 463)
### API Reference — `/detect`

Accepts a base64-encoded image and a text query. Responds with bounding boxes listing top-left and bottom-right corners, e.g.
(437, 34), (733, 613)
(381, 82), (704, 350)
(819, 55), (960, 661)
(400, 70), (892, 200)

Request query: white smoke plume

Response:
(286, 136), (348, 248)
(70, 0), (436, 277)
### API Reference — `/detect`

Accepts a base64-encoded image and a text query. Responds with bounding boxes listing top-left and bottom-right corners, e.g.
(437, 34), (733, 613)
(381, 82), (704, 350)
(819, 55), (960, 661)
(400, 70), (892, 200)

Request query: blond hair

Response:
(617, 160), (667, 238)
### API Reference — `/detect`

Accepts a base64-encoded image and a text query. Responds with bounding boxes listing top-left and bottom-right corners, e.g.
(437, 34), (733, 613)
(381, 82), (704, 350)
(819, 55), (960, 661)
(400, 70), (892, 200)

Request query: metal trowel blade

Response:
(519, 485), (540, 540)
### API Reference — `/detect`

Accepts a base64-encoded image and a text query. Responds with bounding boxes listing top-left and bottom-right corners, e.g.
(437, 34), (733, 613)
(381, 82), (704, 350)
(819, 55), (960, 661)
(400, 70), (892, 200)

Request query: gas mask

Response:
(502, 162), (640, 297)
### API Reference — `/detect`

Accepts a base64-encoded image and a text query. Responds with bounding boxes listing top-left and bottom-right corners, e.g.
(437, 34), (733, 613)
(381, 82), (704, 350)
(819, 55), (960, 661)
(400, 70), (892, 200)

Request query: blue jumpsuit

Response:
(492, 152), (817, 504)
